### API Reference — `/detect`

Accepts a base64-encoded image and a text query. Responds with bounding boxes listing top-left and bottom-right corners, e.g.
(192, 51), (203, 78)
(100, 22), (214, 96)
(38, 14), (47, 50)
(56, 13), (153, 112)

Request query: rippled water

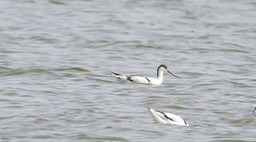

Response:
(1, 0), (256, 141)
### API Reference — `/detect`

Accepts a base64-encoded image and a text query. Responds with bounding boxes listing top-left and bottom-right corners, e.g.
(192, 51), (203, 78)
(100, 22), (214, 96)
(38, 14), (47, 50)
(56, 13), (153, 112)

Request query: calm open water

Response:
(0, 0), (256, 142)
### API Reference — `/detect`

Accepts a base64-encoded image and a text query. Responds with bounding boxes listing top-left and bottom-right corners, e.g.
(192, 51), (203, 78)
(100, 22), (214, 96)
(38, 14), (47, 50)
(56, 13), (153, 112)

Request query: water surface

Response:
(0, 0), (256, 141)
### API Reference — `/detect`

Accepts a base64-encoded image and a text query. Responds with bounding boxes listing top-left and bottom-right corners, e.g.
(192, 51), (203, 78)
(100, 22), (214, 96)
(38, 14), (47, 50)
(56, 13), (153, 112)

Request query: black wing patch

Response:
(127, 76), (133, 82)
(157, 110), (174, 121)
(183, 119), (188, 125)
(111, 72), (121, 76)
(145, 77), (151, 83)
(127, 76), (151, 83)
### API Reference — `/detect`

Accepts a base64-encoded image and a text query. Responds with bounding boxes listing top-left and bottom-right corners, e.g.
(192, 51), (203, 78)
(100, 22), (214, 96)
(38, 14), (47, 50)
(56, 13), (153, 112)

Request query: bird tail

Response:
(111, 72), (129, 80)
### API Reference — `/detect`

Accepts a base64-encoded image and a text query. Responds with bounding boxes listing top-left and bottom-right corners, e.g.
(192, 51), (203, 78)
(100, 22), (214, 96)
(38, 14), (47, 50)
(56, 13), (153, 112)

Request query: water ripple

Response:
(1, 0), (256, 141)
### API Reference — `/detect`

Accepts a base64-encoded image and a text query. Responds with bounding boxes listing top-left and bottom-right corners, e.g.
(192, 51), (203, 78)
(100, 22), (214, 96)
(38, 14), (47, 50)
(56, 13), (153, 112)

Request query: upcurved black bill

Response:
(252, 106), (256, 114)
(167, 70), (182, 78)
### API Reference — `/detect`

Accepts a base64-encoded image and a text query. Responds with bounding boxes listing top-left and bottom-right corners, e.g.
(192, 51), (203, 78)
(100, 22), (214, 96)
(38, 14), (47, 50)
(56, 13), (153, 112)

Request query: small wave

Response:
(135, 44), (163, 49)
(75, 134), (130, 142)
(1, 68), (50, 76)
(0, 66), (13, 74)
(229, 118), (254, 126)
(48, 0), (67, 5)
(1, 67), (89, 76)
(54, 67), (89, 72)
(167, 105), (188, 110)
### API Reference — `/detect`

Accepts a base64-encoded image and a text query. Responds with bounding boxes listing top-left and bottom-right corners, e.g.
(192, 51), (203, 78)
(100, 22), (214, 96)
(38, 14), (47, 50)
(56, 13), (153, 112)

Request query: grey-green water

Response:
(1, 0), (256, 141)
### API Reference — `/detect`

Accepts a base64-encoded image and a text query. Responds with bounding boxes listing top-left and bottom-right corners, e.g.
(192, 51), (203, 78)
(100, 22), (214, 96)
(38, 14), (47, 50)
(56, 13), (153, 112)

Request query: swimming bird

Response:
(148, 107), (189, 126)
(111, 64), (181, 86)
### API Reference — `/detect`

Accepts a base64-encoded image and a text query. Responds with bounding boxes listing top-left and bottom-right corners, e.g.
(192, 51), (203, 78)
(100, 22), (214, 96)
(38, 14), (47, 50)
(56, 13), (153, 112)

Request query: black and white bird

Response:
(111, 64), (181, 86)
(148, 107), (189, 126)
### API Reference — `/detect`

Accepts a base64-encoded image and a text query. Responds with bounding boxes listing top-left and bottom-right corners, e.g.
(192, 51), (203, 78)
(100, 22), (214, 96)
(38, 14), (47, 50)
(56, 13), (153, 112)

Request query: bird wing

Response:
(128, 76), (151, 84)
(111, 72), (129, 80)
(164, 112), (189, 126)
(148, 107), (168, 123)
(148, 107), (188, 126)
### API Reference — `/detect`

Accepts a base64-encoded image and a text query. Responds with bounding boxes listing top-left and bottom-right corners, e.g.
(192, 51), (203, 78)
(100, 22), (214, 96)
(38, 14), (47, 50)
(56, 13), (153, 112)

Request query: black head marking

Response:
(158, 64), (168, 70)
(158, 64), (182, 78)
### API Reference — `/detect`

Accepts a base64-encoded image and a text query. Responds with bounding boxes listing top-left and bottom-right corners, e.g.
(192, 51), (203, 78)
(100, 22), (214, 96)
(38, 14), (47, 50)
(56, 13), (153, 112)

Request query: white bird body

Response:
(128, 76), (162, 86)
(111, 64), (180, 86)
(148, 107), (189, 126)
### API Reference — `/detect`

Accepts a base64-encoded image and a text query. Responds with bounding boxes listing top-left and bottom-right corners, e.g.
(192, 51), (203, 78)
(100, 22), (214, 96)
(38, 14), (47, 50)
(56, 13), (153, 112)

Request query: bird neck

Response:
(157, 70), (164, 80)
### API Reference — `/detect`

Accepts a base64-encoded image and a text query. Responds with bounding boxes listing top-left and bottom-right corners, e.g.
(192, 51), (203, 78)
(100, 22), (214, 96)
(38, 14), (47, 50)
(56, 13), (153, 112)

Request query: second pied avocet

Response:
(111, 64), (181, 86)
(148, 107), (189, 126)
